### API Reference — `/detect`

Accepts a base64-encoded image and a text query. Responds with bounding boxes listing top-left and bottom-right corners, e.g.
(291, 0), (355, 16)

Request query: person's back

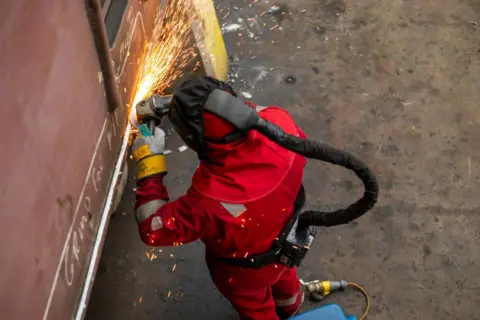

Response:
(132, 77), (306, 319)
(193, 105), (306, 257)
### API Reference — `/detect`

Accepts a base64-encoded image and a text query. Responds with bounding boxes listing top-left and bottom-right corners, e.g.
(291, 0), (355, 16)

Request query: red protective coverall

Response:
(135, 105), (306, 320)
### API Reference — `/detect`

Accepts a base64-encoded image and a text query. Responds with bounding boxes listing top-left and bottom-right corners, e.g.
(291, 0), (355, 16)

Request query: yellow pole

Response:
(191, 0), (228, 81)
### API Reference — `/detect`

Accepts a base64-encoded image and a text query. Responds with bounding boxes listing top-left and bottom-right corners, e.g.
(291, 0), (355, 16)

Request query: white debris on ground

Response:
(241, 92), (253, 99)
(221, 23), (244, 33)
(178, 145), (188, 152)
(219, 2), (289, 91)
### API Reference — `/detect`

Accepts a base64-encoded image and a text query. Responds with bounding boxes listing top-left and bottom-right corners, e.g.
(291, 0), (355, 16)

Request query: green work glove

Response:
(132, 125), (167, 181)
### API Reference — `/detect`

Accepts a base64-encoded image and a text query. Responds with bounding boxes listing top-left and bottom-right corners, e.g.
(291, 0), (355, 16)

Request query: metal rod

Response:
(86, 0), (123, 113)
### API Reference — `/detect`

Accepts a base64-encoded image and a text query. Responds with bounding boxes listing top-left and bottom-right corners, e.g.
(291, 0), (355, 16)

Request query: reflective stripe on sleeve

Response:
(150, 216), (163, 231)
(135, 199), (167, 224)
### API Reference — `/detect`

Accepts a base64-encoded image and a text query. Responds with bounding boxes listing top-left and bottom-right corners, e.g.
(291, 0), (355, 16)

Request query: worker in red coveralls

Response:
(132, 76), (306, 320)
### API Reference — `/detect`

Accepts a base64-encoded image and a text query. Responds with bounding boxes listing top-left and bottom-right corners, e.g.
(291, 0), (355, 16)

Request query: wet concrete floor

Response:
(86, 0), (480, 319)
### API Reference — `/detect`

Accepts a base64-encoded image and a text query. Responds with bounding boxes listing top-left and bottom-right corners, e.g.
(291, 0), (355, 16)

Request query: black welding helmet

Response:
(169, 76), (248, 160)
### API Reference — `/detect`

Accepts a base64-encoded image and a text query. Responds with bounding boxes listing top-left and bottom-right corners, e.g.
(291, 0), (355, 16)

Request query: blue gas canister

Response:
(291, 304), (357, 320)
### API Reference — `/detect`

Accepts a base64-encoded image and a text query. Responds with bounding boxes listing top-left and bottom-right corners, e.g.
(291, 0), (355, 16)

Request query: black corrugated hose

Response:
(256, 119), (379, 228)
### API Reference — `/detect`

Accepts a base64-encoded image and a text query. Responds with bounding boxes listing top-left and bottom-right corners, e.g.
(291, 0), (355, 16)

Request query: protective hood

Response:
(169, 76), (245, 160)
(191, 106), (306, 203)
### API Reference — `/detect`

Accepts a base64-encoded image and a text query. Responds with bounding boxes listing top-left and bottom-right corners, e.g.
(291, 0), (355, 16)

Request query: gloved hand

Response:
(132, 125), (167, 182)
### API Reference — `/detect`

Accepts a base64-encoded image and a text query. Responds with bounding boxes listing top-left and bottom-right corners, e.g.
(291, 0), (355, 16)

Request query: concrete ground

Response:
(86, 0), (480, 319)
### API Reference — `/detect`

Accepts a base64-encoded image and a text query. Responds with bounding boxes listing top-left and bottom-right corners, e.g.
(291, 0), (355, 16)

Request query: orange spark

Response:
(131, 0), (198, 113)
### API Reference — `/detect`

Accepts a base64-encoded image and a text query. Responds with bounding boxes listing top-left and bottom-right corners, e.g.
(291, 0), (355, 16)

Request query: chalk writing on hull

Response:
(22, 0), (166, 319)
(58, 8), (150, 296)
(116, 12), (147, 83)
(61, 110), (122, 290)
(41, 93), (127, 320)
(57, 10), (150, 299)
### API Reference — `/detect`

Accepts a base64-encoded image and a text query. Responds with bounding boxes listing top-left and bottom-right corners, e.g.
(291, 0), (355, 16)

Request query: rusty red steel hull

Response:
(0, 0), (161, 319)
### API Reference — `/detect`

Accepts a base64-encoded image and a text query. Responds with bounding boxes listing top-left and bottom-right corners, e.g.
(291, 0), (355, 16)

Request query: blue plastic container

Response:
(291, 304), (357, 320)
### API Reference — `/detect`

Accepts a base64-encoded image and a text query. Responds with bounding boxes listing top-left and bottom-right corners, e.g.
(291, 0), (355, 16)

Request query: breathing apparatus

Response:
(133, 76), (379, 269)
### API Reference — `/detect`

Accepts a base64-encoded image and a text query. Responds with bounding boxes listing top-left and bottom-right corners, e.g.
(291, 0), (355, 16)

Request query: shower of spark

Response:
(132, 0), (199, 109)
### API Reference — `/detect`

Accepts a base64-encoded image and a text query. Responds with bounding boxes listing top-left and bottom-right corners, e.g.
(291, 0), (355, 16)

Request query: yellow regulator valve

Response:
(303, 280), (348, 299)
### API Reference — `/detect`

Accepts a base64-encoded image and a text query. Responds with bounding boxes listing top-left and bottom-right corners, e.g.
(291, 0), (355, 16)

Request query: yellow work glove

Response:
(132, 126), (167, 181)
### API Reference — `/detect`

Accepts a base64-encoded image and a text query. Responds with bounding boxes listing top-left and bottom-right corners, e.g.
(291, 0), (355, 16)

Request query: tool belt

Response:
(215, 185), (306, 269)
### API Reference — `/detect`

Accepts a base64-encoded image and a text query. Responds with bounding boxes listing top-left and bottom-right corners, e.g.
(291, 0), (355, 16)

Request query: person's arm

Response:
(131, 126), (209, 246)
(135, 176), (209, 246)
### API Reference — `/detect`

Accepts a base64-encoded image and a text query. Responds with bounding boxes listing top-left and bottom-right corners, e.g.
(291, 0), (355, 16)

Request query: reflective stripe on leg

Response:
(135, 199), (167, 224)
(290, 292), (305, 316)
(274, 292), (299, 307)
(275, 291), (304, 319)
